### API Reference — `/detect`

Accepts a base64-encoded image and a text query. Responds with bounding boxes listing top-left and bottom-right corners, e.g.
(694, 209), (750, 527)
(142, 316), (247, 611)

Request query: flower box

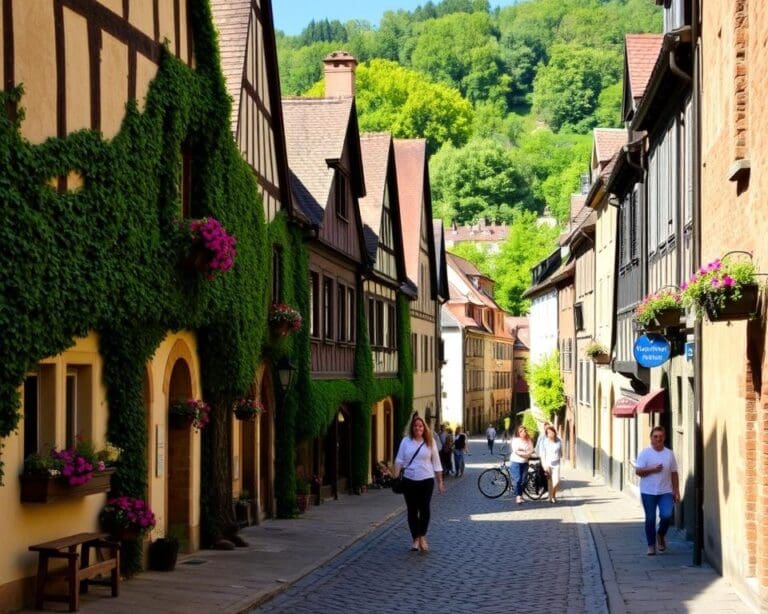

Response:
(704, 283), (759, 322)
(591, 352), (611, 365)
(20, 468), (115, 503)
(642, 307), (683, 332)
(268, 304), (302, 337)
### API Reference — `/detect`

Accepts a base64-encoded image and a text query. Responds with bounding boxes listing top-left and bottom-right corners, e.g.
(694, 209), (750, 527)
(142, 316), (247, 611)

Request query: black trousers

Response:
(403, 477), (435, 539)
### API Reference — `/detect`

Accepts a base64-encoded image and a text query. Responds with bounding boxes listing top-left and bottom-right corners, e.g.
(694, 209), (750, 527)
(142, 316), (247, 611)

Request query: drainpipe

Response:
(691, 0), (703, 568)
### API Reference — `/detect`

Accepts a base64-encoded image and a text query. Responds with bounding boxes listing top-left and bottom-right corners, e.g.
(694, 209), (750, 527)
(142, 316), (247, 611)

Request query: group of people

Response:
(393, 414), (679, 558)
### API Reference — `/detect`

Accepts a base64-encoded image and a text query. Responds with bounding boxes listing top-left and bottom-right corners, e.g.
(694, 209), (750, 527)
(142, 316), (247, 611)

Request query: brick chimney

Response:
(323, 51), (357, 98)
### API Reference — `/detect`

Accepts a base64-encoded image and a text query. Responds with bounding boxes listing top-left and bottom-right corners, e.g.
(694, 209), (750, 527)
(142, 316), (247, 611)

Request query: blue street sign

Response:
(633, 334), (671, 368)
(685, 341), (694, 361)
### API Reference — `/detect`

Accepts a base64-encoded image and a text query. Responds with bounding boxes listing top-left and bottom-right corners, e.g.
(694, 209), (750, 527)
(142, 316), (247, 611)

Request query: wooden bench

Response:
(29, 532), (120, 612)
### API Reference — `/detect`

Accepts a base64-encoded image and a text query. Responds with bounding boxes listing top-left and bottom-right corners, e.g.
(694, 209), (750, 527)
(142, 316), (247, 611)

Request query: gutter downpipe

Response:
(691, 0), (703, 568)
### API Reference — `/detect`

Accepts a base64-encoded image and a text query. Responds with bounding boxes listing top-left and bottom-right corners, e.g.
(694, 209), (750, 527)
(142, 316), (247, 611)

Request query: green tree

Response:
(594, 81), (623, 128)
(276, 40), (339, 95)
(527, 350), (565, 421)
(531, 44), (622, 133)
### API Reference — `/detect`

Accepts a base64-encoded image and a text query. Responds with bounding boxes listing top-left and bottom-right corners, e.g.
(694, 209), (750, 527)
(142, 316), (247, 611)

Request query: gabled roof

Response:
(625, 34), (664, 103)
(446, 252), (499, 310)
(210, 0), (251, 132)
(506, 316), (530, 349)
(394, 138), (437, 297)
(569, 194), (587, 225)
(282, 97), (361, 226)
(446, 222), (509, 243)
(358, 132), (393, 259)
(593, 128), (628, 171)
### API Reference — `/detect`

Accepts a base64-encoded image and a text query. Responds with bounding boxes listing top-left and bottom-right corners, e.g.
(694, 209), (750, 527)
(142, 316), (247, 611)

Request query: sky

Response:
(272, 1), (521, 36)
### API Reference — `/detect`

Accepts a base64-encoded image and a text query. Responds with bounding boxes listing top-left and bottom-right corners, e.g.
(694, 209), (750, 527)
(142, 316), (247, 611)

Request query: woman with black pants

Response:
(394, 415), (445, 552)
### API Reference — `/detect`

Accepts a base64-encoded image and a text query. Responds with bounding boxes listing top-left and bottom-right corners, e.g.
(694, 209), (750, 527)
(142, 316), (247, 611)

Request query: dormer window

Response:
(335, 170), (348, 220)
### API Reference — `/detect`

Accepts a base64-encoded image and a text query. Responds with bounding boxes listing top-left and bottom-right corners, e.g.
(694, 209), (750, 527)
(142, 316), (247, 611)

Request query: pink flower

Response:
(722, 275), (735, 287)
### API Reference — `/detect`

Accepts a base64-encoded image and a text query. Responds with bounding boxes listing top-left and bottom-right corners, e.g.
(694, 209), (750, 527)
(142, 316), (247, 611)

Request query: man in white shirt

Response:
(635, 425), (680, 555)
(485, 424), (497, 454)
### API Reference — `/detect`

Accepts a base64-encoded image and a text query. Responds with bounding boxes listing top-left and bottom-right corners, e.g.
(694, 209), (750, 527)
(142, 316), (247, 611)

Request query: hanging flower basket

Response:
(704, 283), (760, 321)
(642, 307), (683, 332)
(682, 253), (761, 322)
(233, 397), (264, 421)
(169, 398), (210, 431)
(584, 340), (610, 364)
(635, 287), (684, 332)
(268, 304), (302, 337)
(179, 217), (237, 277)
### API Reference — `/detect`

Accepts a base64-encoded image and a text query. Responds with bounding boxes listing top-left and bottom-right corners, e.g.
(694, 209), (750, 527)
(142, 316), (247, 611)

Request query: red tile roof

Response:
(446, 223), (509, 243)
(446, 252), (499, 311)
(593, 128), (627, 170)
(570, 194), (586, 225)
(393, 139), (427, 285)
(506, 316), (530, 349)
(358, 132), (392, 259)
(210, 0), (251, 134)
(626, 34), (664, 102)
(281, 97), (354, 225)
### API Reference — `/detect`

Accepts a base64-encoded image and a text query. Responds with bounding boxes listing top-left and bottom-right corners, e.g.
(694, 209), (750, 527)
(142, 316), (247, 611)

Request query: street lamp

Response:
(276, 356), (297, 396)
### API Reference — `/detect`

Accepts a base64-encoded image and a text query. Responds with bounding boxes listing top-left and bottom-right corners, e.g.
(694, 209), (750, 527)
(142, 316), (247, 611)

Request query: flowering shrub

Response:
(22, 438), (116, 485)
(681, 256), (758, 316)
(100, 496), (156, 534)
(170, 398), (211, 430)
(268, 303), (302, 334)
(183, 216), (237, 274)
(635, 289), (683, 326)
(233, 397), (264, 420)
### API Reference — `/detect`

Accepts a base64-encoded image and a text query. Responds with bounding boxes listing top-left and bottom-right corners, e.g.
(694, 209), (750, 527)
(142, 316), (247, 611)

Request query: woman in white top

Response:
(394, 415), (444, 552)
(540, 425), (562, 503)
(509, 425), (534, 505)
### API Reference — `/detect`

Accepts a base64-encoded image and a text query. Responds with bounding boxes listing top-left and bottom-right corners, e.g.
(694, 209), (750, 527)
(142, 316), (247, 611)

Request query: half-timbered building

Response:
(281, 53), (368, 498)
(358, 131), (409, 469)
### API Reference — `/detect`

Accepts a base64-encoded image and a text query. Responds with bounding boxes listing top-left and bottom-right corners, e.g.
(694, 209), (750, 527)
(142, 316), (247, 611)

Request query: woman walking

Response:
(509, 425), (534, 505)
(540, 425), (562, 503)
(453, 427), (469, 477)
(394, 415), (445, 552)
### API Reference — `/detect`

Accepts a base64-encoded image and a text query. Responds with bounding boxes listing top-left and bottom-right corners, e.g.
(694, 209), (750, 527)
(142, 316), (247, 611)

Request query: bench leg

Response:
(68, 553), (80, 612)
(80, 544), (90, 594)
(111, 545), (120, 597)
(34, 554), (49, 610)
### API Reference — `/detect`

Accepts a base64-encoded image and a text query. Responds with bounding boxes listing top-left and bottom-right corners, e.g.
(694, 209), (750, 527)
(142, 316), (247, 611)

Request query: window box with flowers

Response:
(681, 254), (761, 322)
(20, 440), (118, 503)
(100, 496), (156, 542)
(269, 303), (302, 337)
(180, 216), (237, 278)
(169, 398), (210, 431)
(233, 397), (264, 421)
(584, 340), (610, 365)
(635, 288), (684, 332)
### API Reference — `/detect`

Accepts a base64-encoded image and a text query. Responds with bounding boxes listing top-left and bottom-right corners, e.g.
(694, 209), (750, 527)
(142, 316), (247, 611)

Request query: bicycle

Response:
(477, 455), (547, 500)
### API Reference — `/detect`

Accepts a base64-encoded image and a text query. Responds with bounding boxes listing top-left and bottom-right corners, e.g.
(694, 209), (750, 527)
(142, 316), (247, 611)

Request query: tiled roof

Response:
(444, 303), (482, 329)
(446, 223), (509, 243)
(393, 139), (427, 285)
(358, 132), (392, 260)
(446, 252), (498, 310)
(506, 316), (530, 349)
(210, 0), (251, 134)
(282, 97), (354, 226)
(626, 34), (664, 102)
(593, 128), (627, 169)
(570, 194), (586, 225)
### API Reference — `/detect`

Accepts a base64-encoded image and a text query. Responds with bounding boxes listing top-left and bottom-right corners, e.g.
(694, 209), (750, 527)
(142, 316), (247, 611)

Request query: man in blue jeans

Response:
(635, 425), (680, 555)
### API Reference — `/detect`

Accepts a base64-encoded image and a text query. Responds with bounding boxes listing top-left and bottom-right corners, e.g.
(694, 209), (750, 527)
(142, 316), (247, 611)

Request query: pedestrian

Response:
(453, 427), (468, 477)
(540, 425), (562, 503)
(535, 421), (551, 457)
(485, 423), (497, 454)
(441, 427), (455, 476)
(635, 425), (680, 555)
(394, 415), (445, 552)
(509, 425), (534, 505)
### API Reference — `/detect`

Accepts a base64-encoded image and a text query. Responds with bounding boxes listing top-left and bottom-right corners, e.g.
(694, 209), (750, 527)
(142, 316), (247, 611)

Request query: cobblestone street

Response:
(257, 444), (608, 613)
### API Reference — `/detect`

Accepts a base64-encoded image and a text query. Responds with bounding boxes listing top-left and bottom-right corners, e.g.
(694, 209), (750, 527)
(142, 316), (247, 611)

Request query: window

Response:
(337, 283), (347, 341)
(387, 304), (396, 348)
(574, 303), (584, 331)
(335, 171), (348, 219)
(66, 372), (77, 448)
(310, 272), (320, 337)
(272, 246), (282, 304)
(412, 333), (418, 371)
(347, 287), (356, 342)
(23, 374), (39, 458)
(376, 300), (384, 346)
(323, 277), (334, 339)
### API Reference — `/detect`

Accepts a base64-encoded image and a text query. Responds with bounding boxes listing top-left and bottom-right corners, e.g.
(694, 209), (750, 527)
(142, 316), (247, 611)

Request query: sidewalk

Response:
(566, 467), (755, 613)
(65, 466), (754, 613)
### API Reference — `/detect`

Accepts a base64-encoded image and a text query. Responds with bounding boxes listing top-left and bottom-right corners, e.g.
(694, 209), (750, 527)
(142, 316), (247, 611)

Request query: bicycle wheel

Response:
(478, 468), (509, 499)
(523, 472), (547, 500)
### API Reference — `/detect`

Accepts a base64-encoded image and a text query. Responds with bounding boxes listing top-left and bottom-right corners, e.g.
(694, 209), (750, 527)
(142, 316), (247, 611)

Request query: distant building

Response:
(444, 219), (509, 254)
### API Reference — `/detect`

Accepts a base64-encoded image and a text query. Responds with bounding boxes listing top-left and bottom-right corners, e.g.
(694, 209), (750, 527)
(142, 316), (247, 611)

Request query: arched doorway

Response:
(257, 373), (274, 519)
(324, 406), (351, 498)
(166, 359), (193, 549)
(143, 367), (152, 510)
(384, 400), (393, 463)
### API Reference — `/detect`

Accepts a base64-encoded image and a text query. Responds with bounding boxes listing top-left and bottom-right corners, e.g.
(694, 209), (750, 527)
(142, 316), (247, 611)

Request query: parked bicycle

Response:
(477, 454), (547, 500)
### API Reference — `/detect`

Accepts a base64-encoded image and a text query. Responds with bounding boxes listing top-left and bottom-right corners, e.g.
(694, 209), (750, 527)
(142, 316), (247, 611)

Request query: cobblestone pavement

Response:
(256, 448), (608, 613)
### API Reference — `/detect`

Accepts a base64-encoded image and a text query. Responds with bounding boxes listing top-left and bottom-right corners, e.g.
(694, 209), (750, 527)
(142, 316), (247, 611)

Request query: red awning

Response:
(637, 388), (665, 414)
(612, 389), (666, 418)
(612, 397), (638, 418)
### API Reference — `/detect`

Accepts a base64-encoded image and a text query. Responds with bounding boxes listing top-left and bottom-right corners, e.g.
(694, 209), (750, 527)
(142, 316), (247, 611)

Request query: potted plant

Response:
(681, 254), (760, 321)
(296, 477), (311, 514)
(148, 525), (185, 571)
(20, 439), (118, 503)
(635, 288), (684, 332)
(169, 398), (210, 431)
(179, 216), (237, 277)
(235, 490), (253, 527)
(268, 303), (302, 337)
(584, 340), (610, 365)
(100, 496), (156, 542)
(233, 397), (264, 421)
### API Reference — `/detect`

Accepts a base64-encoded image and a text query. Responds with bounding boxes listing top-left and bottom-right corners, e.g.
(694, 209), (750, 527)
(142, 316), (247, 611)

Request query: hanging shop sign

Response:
(633, 333), (671, 368)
